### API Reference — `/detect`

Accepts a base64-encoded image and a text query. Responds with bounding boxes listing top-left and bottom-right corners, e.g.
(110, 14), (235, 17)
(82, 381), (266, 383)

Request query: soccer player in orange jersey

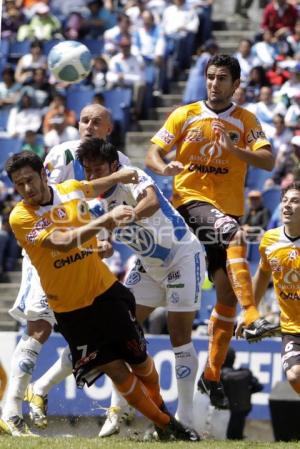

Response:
(145, 54), (279, 408)
(0, 151), (199, 442)
(254, 182), (300, 395)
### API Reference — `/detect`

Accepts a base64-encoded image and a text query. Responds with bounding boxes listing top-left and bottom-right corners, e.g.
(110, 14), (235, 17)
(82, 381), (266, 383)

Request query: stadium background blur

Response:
(0, 0), (299, 441)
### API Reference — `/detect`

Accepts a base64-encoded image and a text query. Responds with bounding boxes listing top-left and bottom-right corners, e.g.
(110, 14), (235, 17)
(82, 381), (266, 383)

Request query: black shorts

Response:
(54, 281), (147, 387)
(177, 201), (240, 278)
(281, 333), (300, 373)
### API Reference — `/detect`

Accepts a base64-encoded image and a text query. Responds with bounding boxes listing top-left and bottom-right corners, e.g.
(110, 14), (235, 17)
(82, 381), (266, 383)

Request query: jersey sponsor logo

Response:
(229, 130), (240, 144)
(54, 246), (93, 269)
(199, 142), (223, 159)
(170, 291), (180, 303)
(183, 129), (203, 142)
(125, 271), (141, 286)
(26, 217), (52, 243)
(74, 350), (98, 370)
(167, 270), (181, 281)
(176, 365), (191, 379)
(114, 225), (156, 257)
(214, 216), (234, 229)
(246, 129), (266, 144)
(55, 207), (67, 220)
(78, 201), (88, 216)
(166, 283), (185, 288)
(269, 258), (281, 272)
(156, 127), (174, 145)
(188, 163), (229, 175)
(221, 222), (237, 234)
(283, 269), (300, 285)
(288, 249), (298, 261)
(279, 290), (300, 301)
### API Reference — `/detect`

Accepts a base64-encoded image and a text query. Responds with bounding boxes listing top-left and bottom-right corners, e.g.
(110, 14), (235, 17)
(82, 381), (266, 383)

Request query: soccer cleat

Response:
(98, 405), (135, 438)
(0, 415), (36, 436)
(24, 383), (48, 429)
(197, 372), (229, 409)
(242, 318), (281, 342)
(155, 416), (200, 442)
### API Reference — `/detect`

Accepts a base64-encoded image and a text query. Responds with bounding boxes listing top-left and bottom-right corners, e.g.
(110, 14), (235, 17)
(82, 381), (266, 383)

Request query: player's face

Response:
(11, 166), (49, 206)
(281, 189), (300, 226)
(206, 65), (240, 109)
(79, 106), (113, 140)
(82, 157), (114, 181)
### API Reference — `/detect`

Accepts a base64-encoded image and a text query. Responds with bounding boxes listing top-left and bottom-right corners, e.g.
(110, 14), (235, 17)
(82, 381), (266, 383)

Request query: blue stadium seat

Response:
(8, 40), (31, 60)
(43, 39), (62, 56)
(246, 166), (272, 191)
(0, 137), (23, 168)
(66, 87), (95, 120)
(80, 39), (104, 57)
(0, 109), (10, 131)
(0, 39), (10, 59)
(103, 88), (132, 135)
(262, 186), (281, 215)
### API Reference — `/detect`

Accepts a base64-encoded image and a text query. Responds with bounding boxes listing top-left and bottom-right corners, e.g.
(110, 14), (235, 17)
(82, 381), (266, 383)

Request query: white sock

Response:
(110, 384), (127, 409)
(33, 346), (73, 397)
(3, 335), (42, 420)
(174, 341), (198, 428)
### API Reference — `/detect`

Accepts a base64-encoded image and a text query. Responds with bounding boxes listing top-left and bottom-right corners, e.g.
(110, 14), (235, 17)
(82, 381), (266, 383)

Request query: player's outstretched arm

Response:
(134, 185), (160, 220)
(212, 120), (275, 171)
(145, 144), (184, 176)
(41, 205), (135, 252)
(90, 168), (139, 196)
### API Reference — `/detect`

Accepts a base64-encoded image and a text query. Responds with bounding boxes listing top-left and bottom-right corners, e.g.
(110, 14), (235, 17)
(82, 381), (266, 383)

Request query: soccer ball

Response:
(48, 41), (92, 83)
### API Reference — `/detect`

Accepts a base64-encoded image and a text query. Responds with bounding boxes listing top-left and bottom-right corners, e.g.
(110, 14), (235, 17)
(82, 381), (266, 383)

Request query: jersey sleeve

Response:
(44, 144), (73, 184)
(130, 167), (155, 200)
(59, 179), (96, 199)
(243, 110), (271, 152)
(118, 151), (131, 166)
(9, 205), (57, 248)
(151, 107), (186, 154)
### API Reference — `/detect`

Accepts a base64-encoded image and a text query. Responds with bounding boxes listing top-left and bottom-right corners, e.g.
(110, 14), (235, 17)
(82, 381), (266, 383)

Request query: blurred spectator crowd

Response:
(0, 0), (300, 330)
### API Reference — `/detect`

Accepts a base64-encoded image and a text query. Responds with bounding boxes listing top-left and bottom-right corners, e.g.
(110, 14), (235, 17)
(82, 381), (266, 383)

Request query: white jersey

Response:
(88, 166), (202, 271)
(44, 139), (130, 183)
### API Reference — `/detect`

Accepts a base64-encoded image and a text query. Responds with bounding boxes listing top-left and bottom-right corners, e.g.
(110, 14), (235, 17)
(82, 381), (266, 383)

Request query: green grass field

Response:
(1, 436), (300, 449)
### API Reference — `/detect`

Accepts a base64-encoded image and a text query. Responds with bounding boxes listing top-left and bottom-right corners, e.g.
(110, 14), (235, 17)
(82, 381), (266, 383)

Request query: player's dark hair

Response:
(5, 151), (44, 181)
(77, 138), (119, 166)
(282, 181), (300, 197)
(206, 54), (241, 82)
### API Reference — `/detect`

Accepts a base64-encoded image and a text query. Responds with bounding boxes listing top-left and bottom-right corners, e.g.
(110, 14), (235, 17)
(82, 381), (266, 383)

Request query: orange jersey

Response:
(259, 227), (300, 334)
(151, 101), (271, 216)
(9, 180), (116, 313)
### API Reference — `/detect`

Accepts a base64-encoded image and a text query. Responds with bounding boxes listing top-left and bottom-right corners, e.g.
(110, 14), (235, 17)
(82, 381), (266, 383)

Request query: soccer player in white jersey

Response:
(77, 138), (206, 433)
(1, 104), (130, 436)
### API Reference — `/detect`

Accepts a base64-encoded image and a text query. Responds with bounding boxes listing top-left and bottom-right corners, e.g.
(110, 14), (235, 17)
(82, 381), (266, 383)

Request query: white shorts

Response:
(124, 240), (205, 312)
(9, 254), (56, 326)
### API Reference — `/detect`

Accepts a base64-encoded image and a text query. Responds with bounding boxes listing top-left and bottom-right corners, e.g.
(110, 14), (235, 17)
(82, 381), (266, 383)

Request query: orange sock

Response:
(204, 303), (236, 382)
(226, 244), (259, 326)
(290, 382), (300, 395)
(114, 372), (170, 428)
(131, 357), (163, 407)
